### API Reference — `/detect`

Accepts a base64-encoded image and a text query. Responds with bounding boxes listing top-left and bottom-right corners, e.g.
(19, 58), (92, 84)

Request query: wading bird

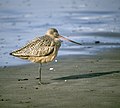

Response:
(10, 28), (82, 84)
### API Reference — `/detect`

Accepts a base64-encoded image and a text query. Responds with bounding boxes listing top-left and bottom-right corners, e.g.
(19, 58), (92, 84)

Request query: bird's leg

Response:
(38, 63), (42, 85)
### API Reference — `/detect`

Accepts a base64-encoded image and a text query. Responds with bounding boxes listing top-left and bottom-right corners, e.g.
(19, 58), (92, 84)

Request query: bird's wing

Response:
(11, 36), (55, 57)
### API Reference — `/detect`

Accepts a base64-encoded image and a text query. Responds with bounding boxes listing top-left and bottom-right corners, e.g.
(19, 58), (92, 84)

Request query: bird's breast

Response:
(54, 38), (61, 49)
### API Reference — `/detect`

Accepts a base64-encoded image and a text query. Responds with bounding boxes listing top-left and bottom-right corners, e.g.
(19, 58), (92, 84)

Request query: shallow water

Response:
(0, 0), (120, 66)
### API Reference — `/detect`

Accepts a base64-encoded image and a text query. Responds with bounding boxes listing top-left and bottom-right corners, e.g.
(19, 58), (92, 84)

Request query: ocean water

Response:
(0, 0), (120, 66)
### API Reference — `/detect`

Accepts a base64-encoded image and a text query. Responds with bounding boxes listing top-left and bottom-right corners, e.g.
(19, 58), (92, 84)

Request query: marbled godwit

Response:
(10, 28), (82, 84)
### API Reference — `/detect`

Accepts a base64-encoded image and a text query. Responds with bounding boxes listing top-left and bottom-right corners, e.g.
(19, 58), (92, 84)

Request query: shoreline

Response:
(1, 34), (120, 67)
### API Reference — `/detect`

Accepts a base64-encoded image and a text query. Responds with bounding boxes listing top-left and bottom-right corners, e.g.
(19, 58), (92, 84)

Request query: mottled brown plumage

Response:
(11, 36), (61, 63)
(10, 28), (81, 84)
(11, 29), (61, 63)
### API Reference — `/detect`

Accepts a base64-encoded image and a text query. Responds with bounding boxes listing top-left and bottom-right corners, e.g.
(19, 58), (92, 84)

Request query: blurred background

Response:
(0, 0), (120, 66)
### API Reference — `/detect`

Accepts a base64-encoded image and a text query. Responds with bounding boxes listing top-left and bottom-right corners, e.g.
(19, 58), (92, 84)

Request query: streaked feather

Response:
(11, 35), (56, 58)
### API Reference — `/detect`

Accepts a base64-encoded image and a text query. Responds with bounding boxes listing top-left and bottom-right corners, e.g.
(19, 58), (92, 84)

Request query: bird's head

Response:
(46, 28), (82, 45)
(46, 28), (59, 38)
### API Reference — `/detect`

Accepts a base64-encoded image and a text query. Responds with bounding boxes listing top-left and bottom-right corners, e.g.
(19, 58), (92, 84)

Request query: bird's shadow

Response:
(52, 71), (120, 80)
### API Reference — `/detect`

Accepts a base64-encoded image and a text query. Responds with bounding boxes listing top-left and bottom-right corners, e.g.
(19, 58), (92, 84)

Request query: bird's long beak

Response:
(58, 35), (82, 45)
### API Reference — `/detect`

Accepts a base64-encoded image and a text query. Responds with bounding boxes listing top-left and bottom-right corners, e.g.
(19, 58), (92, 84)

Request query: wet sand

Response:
(0, 0), (120, 66)
(0, 48), (120, 108)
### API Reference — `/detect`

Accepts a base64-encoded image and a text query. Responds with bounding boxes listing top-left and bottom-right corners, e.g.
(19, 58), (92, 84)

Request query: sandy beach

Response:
(0, 48), (120, 108)
(0, 0), (120, 108)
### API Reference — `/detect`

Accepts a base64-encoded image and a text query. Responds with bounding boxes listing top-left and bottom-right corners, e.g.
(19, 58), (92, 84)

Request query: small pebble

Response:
(18, 78), (28, 81)
(1, 99), (4, 101)
(65, 80), (67, 82)
(55, 59), (58, 62)
(95, 41), (100, 44)
(36, 87), (38, 89)
(49, 67), (54, 71)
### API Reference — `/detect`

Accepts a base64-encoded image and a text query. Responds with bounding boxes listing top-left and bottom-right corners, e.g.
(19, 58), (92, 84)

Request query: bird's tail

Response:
(9, 51), (20, 57)
(10, 51), (28, 60)
(10, 52), (13, 55)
